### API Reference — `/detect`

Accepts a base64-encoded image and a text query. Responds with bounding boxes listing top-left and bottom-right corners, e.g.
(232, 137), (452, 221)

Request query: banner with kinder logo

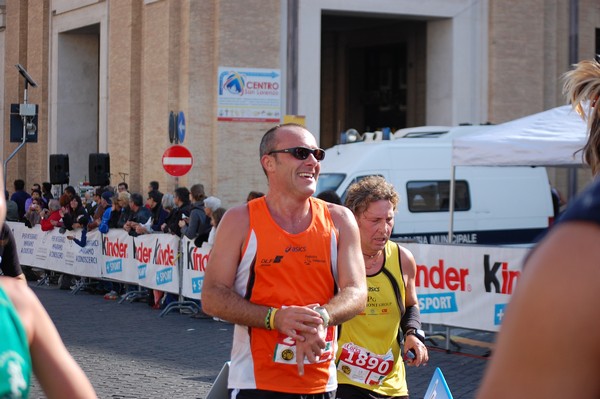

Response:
(8, 221), (532, 333)
(133, 231), (179, 293)
(101, 229), (179, 294)
(180, 236), (211, 299)
(404, 243), (529, 332)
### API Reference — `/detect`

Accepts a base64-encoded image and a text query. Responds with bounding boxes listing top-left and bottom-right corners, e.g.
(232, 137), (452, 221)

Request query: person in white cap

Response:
(204, 196), (221, 217)
(203, 196), (221, 247)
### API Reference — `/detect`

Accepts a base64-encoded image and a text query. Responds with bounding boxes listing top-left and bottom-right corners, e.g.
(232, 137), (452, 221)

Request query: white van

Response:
(316, 126), (554, 245)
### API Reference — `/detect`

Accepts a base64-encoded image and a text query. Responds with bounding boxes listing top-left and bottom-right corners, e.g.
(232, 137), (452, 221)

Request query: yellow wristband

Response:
(265, 307), (273, 330)
(269, 308), (278, 331)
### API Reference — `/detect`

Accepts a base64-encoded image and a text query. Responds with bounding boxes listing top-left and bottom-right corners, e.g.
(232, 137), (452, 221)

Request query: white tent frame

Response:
(447, 105), (588, 242)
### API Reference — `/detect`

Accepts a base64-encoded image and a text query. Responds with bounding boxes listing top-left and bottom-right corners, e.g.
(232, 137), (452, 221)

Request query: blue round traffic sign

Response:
(177, 111), (186, 144)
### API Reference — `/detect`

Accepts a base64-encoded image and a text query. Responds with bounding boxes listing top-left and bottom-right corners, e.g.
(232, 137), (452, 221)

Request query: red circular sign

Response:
(162, 145), (193, 177)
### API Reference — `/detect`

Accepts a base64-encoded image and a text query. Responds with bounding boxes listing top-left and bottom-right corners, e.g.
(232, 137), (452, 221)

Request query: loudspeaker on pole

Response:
(49, 154), (69, 185)
(88, 153), (110, 186)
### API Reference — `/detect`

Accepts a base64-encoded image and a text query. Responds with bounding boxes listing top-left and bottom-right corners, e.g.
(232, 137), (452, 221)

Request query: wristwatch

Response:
(313, 306), (330, 327)
(405, 328), (425, 344)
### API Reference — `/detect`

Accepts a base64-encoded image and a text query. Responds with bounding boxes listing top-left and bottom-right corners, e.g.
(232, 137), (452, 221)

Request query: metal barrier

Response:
(9, 222), (529, 332)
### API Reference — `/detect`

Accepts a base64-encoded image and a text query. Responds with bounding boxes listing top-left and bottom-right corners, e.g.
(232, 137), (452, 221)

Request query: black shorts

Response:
(335, 384), (408, 399)
(230, 389), (336, 399)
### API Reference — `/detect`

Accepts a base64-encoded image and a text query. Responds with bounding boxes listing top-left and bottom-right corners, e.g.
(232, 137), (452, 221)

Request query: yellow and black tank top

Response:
(336, 240), (408, 396)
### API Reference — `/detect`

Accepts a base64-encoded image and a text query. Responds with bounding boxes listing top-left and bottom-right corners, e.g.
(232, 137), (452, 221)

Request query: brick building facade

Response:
(0, 0), (599, 205)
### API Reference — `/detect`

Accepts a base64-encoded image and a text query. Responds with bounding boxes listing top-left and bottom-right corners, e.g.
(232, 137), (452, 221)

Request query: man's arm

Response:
(320, 203), (367, 325)
(202, 205), (322, 338)
(292, 204), (367, 374)
(124, 210), (142, 231)
(399, 246), (428, 366)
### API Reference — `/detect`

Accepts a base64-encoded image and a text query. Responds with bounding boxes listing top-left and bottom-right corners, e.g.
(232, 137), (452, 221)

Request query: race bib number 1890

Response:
(337, 342), (394, 386)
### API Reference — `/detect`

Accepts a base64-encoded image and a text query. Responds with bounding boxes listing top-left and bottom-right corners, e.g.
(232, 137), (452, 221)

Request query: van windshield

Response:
(316, 173), (345, 195)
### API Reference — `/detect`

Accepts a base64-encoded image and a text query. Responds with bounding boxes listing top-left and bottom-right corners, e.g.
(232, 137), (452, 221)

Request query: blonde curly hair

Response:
(562, 58), (600, 175)
(344, 175), (399, 218)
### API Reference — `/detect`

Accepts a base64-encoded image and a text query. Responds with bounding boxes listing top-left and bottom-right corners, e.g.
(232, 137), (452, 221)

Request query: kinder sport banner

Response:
(403, 243), (529, 332)
(101, 229), (180, 293)
(180, 236), (211, 299)
(8, 222), (531, 332)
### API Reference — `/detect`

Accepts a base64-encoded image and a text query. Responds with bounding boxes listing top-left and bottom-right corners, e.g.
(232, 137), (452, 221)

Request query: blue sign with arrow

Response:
(177, 111), (186, 144)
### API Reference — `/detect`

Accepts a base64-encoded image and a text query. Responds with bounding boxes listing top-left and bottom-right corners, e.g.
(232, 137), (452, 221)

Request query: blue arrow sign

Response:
(177, 111), (186, 144)
(244, 71), (279, 78)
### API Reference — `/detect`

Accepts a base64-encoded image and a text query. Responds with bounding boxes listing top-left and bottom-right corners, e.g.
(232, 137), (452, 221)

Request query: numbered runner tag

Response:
(273, 327), (335, 365)
(337, 342), (394, 385)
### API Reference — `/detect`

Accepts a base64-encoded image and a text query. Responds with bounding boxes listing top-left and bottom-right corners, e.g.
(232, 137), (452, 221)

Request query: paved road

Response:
(28, 283), (492, 398)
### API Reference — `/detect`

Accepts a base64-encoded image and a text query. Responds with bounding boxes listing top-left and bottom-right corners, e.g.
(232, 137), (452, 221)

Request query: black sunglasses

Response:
(268, 147), (326, 161)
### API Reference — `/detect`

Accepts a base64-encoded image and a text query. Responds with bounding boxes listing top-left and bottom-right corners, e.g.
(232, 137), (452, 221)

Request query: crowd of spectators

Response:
(4, 179), (237, 311)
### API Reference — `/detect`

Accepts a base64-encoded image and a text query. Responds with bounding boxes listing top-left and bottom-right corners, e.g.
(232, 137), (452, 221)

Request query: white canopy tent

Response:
(448, 105), (589, 241)
(452, 105), (588, 167)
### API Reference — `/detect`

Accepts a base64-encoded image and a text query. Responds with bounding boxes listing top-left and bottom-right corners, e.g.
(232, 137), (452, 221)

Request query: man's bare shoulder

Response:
(397, 244), (415, 262)
(397, 244), (417, 275)
(223, 203), (249, 219)
(325, 202), (355, 226)
(219, 204), (250, 233)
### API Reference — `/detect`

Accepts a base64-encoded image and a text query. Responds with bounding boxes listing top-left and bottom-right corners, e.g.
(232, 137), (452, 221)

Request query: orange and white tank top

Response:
(229, 196), (339, 394)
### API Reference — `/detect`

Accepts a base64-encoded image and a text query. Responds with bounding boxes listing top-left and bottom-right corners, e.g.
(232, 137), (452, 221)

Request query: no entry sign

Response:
(162, 145), (193, 176)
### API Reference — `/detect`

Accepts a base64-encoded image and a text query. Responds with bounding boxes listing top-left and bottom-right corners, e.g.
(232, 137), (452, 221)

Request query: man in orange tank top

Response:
(202, 123), (367, 398)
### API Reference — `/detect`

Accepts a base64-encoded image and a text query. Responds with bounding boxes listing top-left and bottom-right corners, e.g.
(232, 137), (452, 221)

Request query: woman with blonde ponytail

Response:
(477, 57), (600, 398)
(563, 58), (600, 175)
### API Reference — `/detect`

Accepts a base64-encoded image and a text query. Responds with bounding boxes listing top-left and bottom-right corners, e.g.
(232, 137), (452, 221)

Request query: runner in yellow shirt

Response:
(338, 176), (428, 398)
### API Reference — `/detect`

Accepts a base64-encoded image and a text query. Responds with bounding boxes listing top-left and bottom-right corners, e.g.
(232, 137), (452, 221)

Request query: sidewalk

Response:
(28, 283), (492, 398)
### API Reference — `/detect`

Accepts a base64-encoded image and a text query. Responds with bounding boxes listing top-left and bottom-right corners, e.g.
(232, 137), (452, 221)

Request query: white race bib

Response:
(337, 342), (394, 386)
(273, 327), (335, 365)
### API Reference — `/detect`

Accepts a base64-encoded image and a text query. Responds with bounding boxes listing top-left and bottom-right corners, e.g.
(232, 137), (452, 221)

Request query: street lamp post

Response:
(4, 64), (38, 190)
